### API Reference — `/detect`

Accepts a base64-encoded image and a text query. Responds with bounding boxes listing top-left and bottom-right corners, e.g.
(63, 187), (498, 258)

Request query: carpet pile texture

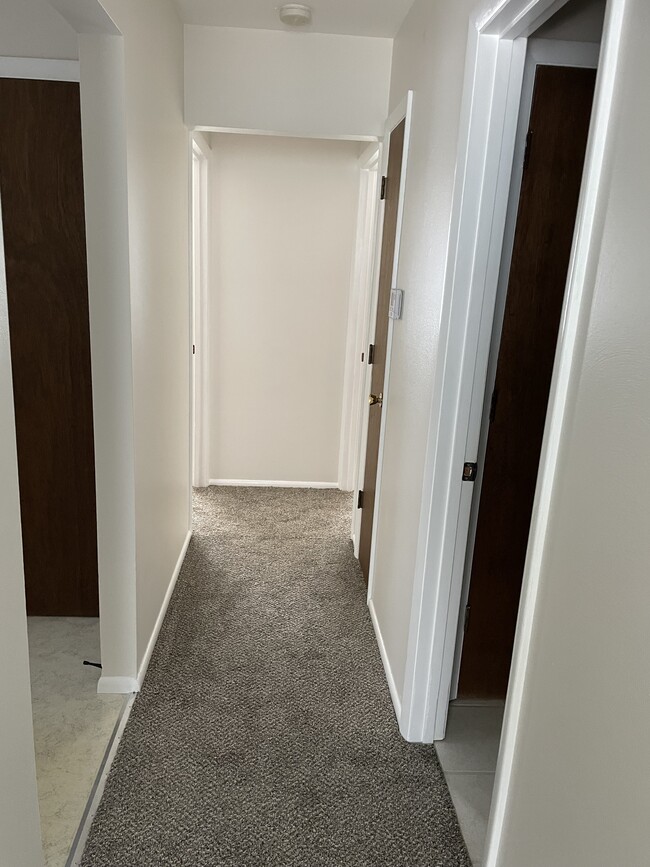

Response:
(80, 487), (471, 866)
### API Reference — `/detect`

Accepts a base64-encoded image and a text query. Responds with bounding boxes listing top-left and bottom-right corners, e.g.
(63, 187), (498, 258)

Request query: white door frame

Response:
(190, 135), (210, 490)
(400, 0), (624, 754)
(449, 35), (602, 700)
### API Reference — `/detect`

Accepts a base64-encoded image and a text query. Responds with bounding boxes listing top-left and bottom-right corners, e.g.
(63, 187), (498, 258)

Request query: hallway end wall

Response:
(207, 134), (361, 487)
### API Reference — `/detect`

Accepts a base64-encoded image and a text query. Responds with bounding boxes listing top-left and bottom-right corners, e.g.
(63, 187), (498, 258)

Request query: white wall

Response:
(62, 0), (191, 683)
(0, 0), (78, 60)
(493, 0), (650, 862)
(77, 30), (138, 688)
(184, 25), (392, 140)
(208, 134), (360, 485)
(0, 202), (43, 867)
(95, 0), (191, 669)
(369, 0), (475, 701)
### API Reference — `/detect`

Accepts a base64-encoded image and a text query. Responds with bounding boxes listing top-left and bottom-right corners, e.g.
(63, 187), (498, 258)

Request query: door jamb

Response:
(339, 142), (380, 499)
(400, 0), (622, 772)
(190, 135), (210, 491)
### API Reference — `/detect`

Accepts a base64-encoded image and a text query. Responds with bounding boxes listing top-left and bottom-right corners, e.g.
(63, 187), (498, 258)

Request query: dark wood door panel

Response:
(458, 66), (597, 697)
(358, 119), (405, 581)
(0, 79), (99, 616)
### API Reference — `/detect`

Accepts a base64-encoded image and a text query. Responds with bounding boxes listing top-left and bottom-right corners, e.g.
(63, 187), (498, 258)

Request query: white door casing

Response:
(448, 35), (602, 700)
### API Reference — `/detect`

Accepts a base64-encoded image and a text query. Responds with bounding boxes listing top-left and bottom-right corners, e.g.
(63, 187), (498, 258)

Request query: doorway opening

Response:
(187, 129), (381, 506)
(0, 69), (125, 866)
(433, 1), (606, 862)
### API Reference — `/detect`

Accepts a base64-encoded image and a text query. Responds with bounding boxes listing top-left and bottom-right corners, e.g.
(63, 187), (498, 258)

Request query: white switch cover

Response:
(389, 288), (403, 320)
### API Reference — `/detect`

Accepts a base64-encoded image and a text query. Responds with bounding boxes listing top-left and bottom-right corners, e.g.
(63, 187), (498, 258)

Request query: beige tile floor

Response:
(436, 701), (506, 867)
(27, 618), (124, 867)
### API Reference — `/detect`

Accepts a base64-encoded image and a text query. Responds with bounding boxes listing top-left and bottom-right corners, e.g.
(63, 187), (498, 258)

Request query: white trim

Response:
(449, 35), (601, 700)
(366, 90), (413, 604)
(401, 3), (541, 746)
(136, 529), (192, 688)
(485, 2), (625, 863)
(192, 130), (212, 159)
(0, 56), (80, 81)
(190, 137), (210, 489)
(358, 142), (381, 171)
(351, 162), (384, 556)
(368, 599), (402, 721)
(97, 675), (139, 694)
(209, 479), (339, 489)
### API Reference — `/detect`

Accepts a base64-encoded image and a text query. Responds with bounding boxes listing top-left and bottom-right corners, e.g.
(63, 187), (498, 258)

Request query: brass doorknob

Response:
(368, 392), (383, 406)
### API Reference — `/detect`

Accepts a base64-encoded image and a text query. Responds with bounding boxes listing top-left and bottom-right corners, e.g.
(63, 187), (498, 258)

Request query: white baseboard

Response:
(137, 529), (192, 688)
(368, 598), (402, 721)
(209, 479), (339, 489)
(97, 675), (139, 695)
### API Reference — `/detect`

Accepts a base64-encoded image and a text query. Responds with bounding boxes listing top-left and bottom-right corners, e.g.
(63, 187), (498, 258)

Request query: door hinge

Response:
(368, 343), (375, 365)
(463, 605), (471, 634)
(357, 490), (364, 509)
(380, 175), (387, 200)
(523, 129), (533, 173)
(462, 462), (478, 482)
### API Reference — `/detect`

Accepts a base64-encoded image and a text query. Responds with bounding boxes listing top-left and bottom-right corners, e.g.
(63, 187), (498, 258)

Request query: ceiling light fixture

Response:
(278, 4), (312, 27)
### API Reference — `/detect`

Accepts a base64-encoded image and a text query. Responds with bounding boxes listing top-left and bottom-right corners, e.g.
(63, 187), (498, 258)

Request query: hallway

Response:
(79, 487), (470, 866)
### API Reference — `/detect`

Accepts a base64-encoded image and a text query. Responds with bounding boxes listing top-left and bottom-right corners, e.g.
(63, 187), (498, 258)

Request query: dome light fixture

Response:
(278, 4), (313, 27)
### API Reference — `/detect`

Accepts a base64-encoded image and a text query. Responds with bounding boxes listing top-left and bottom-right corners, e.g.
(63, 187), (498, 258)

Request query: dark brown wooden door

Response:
(0, 79), (99, 616)
(458, 66), (597, 697)
(358, 119), (405, 581)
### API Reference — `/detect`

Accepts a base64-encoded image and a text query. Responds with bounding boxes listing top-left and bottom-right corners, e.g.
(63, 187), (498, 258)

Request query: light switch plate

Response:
(389, 288), (403, 320)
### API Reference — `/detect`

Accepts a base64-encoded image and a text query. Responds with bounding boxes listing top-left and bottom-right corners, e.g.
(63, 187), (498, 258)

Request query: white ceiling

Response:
(173, 0), (416, 38)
